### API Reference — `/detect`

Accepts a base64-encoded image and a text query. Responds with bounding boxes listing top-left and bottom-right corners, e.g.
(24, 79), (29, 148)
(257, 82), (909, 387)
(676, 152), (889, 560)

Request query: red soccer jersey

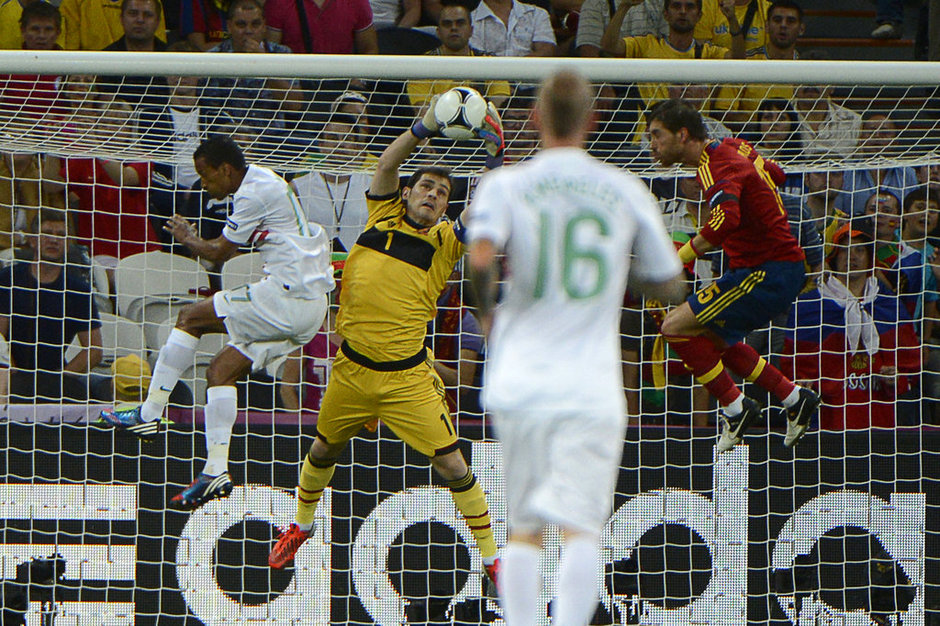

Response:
(696, 138), (805, 269)
(179, 0), (228, 45)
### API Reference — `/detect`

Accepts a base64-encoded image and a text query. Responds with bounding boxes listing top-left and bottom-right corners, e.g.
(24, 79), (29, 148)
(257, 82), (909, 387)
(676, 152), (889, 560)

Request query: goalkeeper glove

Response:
(475, 101), (505, 168)
(411, 95), (440, 140)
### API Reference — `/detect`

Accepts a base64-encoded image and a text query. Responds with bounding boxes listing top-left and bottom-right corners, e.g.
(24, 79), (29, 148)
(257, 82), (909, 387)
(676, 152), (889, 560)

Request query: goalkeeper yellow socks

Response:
(295, 451), (336, 531)
(447, 470), (497, 559)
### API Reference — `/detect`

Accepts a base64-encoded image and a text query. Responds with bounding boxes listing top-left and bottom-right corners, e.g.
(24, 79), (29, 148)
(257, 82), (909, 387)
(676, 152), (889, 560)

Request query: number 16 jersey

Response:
(468, 147), (681, 414)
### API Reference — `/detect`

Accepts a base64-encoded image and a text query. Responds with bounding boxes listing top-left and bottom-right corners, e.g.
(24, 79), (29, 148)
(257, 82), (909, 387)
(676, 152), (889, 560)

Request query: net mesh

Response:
(0, 55), (936, 625)
(2, 69), (940, 174)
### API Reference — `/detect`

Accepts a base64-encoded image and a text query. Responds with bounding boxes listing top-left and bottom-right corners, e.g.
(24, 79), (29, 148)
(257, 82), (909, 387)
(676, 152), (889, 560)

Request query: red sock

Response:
(721, 342), (796, 402)
(664, 334), (742, 407)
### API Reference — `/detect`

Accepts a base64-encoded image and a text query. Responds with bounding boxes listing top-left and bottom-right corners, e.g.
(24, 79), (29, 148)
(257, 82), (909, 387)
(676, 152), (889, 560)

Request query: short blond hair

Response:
(536, 70), (593, 140)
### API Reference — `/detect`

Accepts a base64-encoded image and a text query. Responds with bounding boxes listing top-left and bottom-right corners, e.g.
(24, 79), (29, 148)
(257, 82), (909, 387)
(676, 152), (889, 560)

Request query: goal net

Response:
(0, 52), (936, 625)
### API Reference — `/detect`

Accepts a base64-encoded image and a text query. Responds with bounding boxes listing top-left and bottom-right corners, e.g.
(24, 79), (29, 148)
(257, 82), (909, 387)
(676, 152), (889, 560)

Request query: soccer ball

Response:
(433, 86), (488, 140)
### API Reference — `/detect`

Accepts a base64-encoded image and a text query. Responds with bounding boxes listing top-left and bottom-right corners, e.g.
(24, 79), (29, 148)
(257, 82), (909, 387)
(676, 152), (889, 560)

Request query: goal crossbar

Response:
(2, 51), (939, 84)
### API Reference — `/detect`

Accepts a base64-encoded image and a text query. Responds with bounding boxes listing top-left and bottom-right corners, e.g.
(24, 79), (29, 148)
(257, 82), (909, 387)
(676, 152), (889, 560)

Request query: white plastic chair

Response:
(0, 247), (18, 267)
(115, 251), (210, 321)
(65, 312), (146, 375)
(91, 260), (113, 314)
(115, 252), (210, 349)
(220, 251), (265, 291)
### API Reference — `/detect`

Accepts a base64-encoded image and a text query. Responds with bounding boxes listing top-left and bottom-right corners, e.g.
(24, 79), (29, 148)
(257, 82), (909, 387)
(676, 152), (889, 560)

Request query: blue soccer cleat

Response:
(98, 405), (162, 442)
(170, 473), (234, 511)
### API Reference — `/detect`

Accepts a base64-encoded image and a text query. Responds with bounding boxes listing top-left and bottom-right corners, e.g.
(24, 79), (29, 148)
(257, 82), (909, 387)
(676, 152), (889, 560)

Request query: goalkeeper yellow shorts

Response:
(314, 343), (459, 458)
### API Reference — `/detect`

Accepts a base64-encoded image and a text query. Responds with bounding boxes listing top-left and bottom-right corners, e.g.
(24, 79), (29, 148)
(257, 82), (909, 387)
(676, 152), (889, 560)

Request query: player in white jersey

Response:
(100, 134), (335, 510)
(467, 70), (685, 625)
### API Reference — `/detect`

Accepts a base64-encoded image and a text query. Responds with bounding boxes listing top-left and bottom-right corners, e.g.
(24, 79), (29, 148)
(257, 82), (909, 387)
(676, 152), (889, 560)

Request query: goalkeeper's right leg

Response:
(269, 437), (344, 569)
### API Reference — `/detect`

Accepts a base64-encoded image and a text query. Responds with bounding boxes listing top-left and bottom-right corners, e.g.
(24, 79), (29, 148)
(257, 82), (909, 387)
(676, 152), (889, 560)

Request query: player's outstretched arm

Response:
(632, 274), (687, 305)
(371, 131), (424, 197)
(371, 102), (441, 197)
(467, 238), (500, 323)
(164, 214), (240, 265)
(676, 233), (716, 265)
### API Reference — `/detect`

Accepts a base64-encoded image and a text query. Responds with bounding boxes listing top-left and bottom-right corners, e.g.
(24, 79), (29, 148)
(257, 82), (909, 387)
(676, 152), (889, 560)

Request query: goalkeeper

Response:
(269, 98), (505, 588)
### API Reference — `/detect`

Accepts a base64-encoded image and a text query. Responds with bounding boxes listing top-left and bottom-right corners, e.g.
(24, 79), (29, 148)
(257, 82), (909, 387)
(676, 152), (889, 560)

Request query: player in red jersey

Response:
(647, 98), (820, 451)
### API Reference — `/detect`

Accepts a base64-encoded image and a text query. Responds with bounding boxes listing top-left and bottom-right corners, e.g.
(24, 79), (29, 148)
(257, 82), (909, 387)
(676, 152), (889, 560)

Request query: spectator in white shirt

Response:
(792, 52), (861, 158)
(794, 83), (862, 159)
(469, 0), (556, 56)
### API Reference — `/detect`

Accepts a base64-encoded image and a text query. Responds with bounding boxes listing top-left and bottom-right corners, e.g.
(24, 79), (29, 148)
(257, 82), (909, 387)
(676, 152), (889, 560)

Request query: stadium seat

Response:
(115, 252), (210, 349)
(115, 252), (210, 320)
(65, 312), (146, 375)
(376, 27), (440, 55)
(220, 251), (265, 290)
(91, 260), (113, 314)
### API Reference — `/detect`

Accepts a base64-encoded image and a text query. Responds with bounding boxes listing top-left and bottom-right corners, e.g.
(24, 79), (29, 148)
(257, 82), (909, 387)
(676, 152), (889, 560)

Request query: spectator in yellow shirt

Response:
(712, 0), (804, 129)
(59, 0), (167, 50)
(694, 0), (771, 54)
(406, 0), (510, 114)
(602, 0), (743, 110)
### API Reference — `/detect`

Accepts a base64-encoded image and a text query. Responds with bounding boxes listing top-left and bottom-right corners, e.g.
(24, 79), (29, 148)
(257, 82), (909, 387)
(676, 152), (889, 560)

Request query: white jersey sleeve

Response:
(627, 181), (684, 282)
(467, 170), (512, 248)
(223, 193), (267, 246)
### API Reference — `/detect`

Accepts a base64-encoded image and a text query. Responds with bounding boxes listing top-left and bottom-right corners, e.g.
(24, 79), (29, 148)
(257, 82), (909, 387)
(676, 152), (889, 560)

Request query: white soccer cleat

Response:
(782, 387), (821, 448)
(717, 397), (761, 453)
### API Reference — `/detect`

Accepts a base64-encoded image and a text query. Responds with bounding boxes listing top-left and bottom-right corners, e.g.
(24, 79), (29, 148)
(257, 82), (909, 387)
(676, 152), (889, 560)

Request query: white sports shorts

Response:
(213, 276), (327, 370)
(495, 409), (626, 535)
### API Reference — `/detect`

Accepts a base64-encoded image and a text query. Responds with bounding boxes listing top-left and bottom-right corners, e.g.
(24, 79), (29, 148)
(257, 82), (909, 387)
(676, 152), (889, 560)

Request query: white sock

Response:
(141, 328), (199, 422)
(201, 385), (238, 477)
(501, 542), (541, 626)
(722, 393), (744, 418)
(782, 386), (801, 408)
(552, 534), (601, 626)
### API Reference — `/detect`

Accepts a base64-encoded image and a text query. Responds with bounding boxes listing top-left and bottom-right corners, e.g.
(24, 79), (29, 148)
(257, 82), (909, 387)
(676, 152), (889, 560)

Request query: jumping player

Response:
(647, 98), (820, 451)
(100, 134), (334, 509)
(267, 101), (505, 587)
(467, 70), (685, 625)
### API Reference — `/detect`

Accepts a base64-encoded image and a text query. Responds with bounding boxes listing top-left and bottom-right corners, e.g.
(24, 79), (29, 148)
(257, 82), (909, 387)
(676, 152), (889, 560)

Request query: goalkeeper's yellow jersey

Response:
(336, 191), (464, 362)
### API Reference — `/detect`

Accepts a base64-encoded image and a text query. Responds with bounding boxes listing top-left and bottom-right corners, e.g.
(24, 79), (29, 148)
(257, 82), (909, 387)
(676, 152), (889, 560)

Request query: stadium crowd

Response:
(0, 0), (938, 433)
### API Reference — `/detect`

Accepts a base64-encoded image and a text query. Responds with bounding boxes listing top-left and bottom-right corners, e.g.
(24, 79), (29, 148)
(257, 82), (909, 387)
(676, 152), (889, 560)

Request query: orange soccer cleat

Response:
(268, 523), (310, 569)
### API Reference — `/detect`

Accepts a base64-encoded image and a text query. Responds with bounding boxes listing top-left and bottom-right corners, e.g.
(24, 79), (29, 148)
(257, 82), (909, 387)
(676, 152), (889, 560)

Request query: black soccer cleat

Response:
(717, 397), (761, 453)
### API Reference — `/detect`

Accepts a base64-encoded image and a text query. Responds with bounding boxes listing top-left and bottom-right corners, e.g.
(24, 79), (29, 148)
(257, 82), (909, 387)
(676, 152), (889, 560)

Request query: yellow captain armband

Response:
(677, 241), (699, 264)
